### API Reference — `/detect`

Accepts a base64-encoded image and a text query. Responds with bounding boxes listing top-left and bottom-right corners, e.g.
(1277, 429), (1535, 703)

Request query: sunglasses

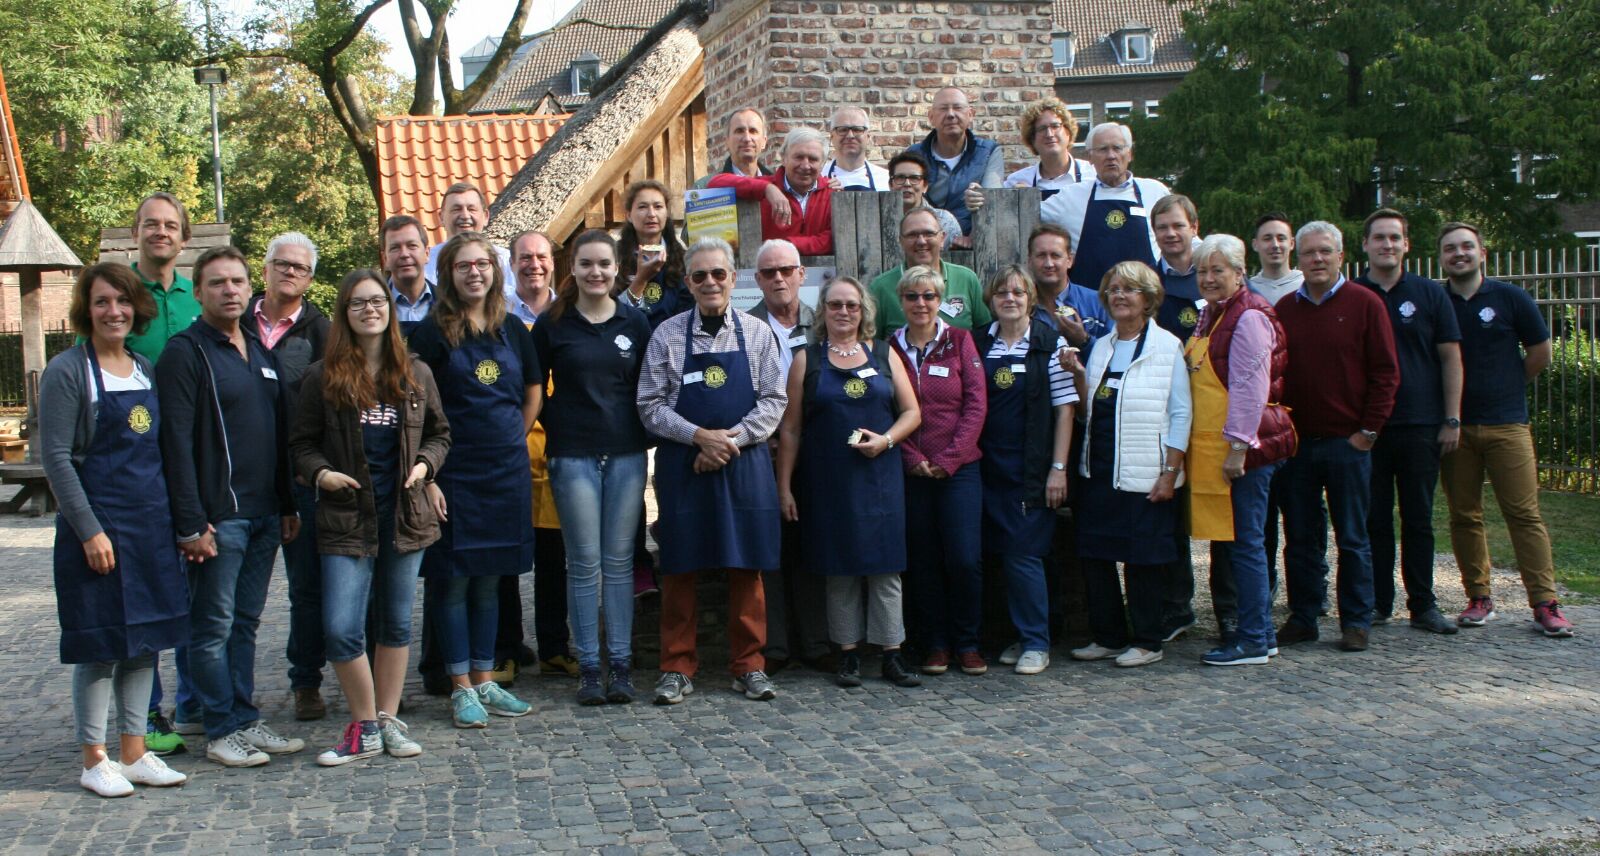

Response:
(901, 291), (940, 303)
(757, 265), (799, 279)
(689, 268), (731, 284)
(825, 300), (862, 313)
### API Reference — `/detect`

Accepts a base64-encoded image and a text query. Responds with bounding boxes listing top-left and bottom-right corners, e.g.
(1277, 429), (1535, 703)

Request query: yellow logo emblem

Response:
(993, 366), (1015, 389)
(128, 404), (153, 434)
(843, 377), (868, 399)
(645, 283), (663, 305)
(704, 365), (728, 389)
(475, 359), (501, 385)
(1105, 210), (1127, 229)
(1095, 381), (1113, 400)
(1179, 307), (1199, 328)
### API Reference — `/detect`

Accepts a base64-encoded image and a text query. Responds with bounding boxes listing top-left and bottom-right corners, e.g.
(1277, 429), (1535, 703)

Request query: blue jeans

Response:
(1001, 553), (1050, 653)
(1211, 461), (1281, 651)
(148, 648), (197, 721)
(283, 483), (323, 689)
(321, 506), (424, 662)
(548, 453), (646, 670)
(440, 576), (499, 676)
(905, 464), (983, 653)
(1281, 437), (1375, 631)
(187, 514), (280, 740)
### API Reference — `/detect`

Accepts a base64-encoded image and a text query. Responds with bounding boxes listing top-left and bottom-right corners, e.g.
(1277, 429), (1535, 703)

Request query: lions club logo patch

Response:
(844, 377), (868, 399)
(1095, 381), (1113, 400)
(475, 359), (501, 385)
(1105, 210), (1127, 230)
(704, 365), (728, 389)
(1178, 307), (1199, 329)
(1479, 306), (1497, 325)
(128, 404), (153, 434)
(1398, 300), (1417, 321)
(645, 283), (663, 305)
(993, 366), (1016, 389)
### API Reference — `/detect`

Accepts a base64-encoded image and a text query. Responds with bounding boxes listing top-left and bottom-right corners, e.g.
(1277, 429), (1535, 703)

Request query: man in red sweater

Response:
(1273, 221), (1399, 653)
(709, 127), (834, 256)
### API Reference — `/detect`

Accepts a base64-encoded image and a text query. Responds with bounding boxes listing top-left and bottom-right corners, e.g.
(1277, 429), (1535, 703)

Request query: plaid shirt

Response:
(636, 307), (788, 447)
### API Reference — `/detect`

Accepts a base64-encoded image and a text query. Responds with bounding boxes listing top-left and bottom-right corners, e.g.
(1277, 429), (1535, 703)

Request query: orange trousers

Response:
(659, 569), (767, 678)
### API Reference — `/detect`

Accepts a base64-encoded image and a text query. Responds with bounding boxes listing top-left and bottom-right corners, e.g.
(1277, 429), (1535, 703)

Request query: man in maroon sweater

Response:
(1273, 221), (1399, 653)
(709, 127), (834, 256)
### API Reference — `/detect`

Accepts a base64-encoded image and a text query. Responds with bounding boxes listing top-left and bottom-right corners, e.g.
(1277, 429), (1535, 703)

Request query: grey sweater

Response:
(38, 346), (158, 541)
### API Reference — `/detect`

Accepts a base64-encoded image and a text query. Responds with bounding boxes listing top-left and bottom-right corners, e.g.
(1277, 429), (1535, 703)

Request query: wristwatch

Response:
(1161, 465), (1181, 475)
(1444, 417), (1461, 429)
(1228, 441), (1249, 452)
(1360, 429), (1379, 443)
(1050, 462), (1066, 471)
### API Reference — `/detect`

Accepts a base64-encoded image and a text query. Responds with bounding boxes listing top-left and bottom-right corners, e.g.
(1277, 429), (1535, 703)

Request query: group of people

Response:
(42, 88), (1570, 798)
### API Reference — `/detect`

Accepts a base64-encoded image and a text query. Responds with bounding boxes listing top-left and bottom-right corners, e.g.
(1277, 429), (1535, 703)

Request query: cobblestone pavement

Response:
(1, 508), (1598, 856)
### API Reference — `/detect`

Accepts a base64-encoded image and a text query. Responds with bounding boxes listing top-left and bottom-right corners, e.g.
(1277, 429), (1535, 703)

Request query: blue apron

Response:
(639, 273), (691, 330)
(54, 346), (189, 664)
(1070, 181), (1156, 292)
(1076, 329), (1178, 565)
(798, 343), (905, 575)
(979, 347), (1055, 558)
(828, 161), (877, 192)
(1157, 264), (1202, 341)
(1032, 160), (1081, 202)
(654, 313), (781, 574)
(421, 325), (534, 578)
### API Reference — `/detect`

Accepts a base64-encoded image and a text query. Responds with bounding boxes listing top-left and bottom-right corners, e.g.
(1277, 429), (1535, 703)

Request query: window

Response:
(1052, 33), (1075, 72)
(1105, 102), (1134, 122)
(1576, 231), (1600, 250)
(1121, 32), (1152, 64)
(1515, 153), (1560, 200)
(1067, 103), (1093, 147)
(1144, 100), (1160, 119)
(569, 51), (602, 95)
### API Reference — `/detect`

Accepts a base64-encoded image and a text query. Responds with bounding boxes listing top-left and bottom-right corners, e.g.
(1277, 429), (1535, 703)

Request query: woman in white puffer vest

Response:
(1066, 260), (1192, 669)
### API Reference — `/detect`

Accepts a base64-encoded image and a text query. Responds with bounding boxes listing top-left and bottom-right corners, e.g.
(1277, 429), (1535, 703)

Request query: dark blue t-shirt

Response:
(360, 403), (401, 510)
(1157, 260), (1202, 341)
(532, 302), (651, 458)
(1449, 278), (1549, 425)
(1356, 271), (1461, 427)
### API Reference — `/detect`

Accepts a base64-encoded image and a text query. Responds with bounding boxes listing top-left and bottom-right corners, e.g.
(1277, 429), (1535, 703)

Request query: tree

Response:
(0, 0), (209, 257)
(1134, 0), (1594, 247)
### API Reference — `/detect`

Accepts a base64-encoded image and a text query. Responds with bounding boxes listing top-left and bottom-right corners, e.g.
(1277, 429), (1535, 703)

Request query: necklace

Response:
(827, 341), (861, 357)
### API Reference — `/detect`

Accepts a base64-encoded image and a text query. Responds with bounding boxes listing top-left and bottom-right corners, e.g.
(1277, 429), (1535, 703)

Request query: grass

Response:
(1429, 485), (1600, 601)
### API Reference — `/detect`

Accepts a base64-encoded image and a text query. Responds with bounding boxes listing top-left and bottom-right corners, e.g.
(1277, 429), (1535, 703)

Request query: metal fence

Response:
(0, 322), (74, 408)
(1352, 247), (1600, 494)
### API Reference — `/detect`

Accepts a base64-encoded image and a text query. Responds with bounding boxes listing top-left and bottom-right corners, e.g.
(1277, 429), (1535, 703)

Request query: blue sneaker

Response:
(1202, 644), (1271, 666)
(451, 686), (489, 728)
(476, 681), (532, 717)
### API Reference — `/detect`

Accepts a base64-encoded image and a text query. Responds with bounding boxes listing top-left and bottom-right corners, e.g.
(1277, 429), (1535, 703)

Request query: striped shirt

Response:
(636, 307), (788, 448)
(982, 323), (1080, 407)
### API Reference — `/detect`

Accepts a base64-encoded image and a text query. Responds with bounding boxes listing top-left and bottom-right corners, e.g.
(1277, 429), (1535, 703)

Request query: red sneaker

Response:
(1533, 600), (1575, 637)
(1458, 596), (1497, 627)
(957, 650), (988, 676)
(921, 649), (950, 675)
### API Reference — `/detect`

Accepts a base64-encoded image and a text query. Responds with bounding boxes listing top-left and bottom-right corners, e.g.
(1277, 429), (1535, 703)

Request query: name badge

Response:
(1129, 206), (1148, 218)
(262, 367), (278, 380)
(939, 301), (963, 318)
(928, 365), (950, 378)
(683, 371), (704, 385)
(856, 367), (878, 379)
(1010, 363), (1027, 374)
(787, 335), (808, 349)
(1105, 377), (1122, 390)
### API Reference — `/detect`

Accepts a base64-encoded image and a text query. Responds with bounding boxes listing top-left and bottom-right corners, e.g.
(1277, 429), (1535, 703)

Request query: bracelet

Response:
(1161, 465), (1181, 475)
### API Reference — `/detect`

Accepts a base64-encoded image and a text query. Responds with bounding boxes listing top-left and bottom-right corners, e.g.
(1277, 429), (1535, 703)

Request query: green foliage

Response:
(1135, 0), (1594, 249)
(1529, 308), (1600, 492)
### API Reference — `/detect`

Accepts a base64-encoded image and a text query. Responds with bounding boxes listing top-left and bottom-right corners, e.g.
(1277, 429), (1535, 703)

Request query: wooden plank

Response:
(735, 199), (763, 268)
(849, 192), (877, 282)
(986, 189), (1020, 281)
(971, 188), (999, 281)
(830, 190), (858, 280)
(666, 116), (689, 219)
(689, 94), (709, 183)
(878, 191), (902, 277)
(1015, 186), (1042, 249)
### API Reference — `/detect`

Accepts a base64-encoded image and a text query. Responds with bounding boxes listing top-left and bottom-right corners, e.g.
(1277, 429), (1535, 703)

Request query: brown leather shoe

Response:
(293, 687), (326, 721)
(1339, 627), (1369, 652)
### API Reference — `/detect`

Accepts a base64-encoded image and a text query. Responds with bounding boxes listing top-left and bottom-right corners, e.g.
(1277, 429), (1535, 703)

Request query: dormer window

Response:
(1052, 33), (1075, 72)
(1112, 24), (1155, 66)
(570, 51), (602, 95)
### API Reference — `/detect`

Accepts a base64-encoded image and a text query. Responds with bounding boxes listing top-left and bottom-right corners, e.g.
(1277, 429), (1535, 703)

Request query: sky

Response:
(368, 0), (581, 79)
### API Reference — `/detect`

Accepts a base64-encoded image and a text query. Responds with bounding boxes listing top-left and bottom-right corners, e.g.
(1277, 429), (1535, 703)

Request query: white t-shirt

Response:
(765, 315), (804, 376)
(1249, 270), (1305, 307)
(87, 356), (151, 404)
(823, 159), (891, 192)
(1004, 160), (1092, 193)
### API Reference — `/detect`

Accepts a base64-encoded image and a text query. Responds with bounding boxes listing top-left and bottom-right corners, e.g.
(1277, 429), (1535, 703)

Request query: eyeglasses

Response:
(1033, 122), (1067, 136)
(902, 230), (941, 242)
(890, 173), (926, 185)
(1104, 285), (1143, 296)
(757, 265), (799, 279)
(269, 259), (313, 278)
(993, 288), (1029, 298)
(452, 259), (495, 275)
(348, 295), (390, 312)
(831, 125), (868, 136)
(901, 291), (941, 303)
(689, 268), (731, 284)
(825, 300), (861, 313)
(1090, 143), (1130, 155)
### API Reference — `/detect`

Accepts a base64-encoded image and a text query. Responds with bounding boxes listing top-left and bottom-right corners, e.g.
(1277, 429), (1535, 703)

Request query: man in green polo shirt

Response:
(870, 206), (990, 337)
(125, 192), (200, 363)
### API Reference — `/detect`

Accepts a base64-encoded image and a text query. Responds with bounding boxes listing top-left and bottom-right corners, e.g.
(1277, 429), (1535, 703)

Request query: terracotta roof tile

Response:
(1052, 0), (1197, 79)
(472, 0), (677, 113)
(0, 63), (29, 220)
(375, 113), (570, 244)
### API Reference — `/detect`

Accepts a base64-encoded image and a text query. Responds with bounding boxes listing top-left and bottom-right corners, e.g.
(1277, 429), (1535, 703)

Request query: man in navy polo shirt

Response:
(1355, 209), (1462, 635)
(1436, 222), (1573, 637)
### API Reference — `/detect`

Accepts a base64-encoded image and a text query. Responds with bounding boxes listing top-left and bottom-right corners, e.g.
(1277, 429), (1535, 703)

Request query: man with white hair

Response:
(711, 127), (835, 255)
(823, 107), (891, 192)
(245, 232), (332, 722)
(1040, 122), (1170, 291)
(637, 237), (788, 705)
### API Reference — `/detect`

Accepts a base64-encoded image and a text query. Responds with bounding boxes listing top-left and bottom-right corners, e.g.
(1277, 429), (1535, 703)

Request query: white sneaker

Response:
(239, 721), (305, 754)
(122, 752), (187, 787)
(1071, 643), (1126, 661)
(1014, 650), (1050, 675)
(998, 643), (1023, 665)
(378, 712), (422, 758)
(206, 731), (269, 767)
(79, 758), (134, 797)
(1114, 647), (1164, 668)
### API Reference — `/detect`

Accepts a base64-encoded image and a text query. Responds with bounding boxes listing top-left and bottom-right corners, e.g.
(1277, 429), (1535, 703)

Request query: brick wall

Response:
(702, 0), (1055, 173)
(0, 272), (74, 329)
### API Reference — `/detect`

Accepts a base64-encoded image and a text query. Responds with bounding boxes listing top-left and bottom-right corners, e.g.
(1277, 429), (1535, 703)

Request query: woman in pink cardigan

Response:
(887, 265), (989, 676)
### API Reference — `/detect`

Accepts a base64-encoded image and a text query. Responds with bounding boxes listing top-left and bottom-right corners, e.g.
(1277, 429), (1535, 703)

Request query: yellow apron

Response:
(523, 320), (561, 530)
(1184, 326), (1235, 541)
